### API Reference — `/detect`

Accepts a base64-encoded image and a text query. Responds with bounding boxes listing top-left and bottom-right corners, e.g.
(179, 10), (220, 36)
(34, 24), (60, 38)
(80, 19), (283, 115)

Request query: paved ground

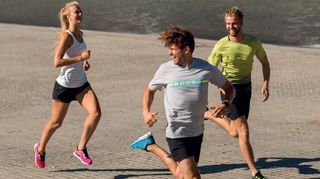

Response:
(0, 23), (319, 179)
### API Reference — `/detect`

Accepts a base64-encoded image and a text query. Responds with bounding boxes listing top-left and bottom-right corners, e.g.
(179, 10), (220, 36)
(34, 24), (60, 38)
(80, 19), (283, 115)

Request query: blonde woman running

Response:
(34, 1), (101, 168)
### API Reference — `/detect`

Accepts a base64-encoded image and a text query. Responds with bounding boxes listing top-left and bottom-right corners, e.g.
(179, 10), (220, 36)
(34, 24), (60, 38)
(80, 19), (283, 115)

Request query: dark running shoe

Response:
(253, 171), (267, 179)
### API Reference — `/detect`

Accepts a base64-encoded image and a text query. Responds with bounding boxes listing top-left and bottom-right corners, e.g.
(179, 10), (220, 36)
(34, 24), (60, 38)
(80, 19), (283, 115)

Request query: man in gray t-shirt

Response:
(149, 58), (227, 139)
(130, 26), (235, 178)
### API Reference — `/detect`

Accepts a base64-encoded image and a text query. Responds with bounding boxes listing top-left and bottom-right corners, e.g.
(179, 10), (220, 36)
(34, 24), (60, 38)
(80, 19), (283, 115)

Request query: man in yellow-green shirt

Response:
(206, 7), (270, 179)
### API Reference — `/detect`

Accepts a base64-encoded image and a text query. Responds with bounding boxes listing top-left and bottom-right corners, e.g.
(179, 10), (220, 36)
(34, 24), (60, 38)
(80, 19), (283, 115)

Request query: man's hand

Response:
(205, 103), (228, 119)
(261, 82), (269, 102)
(143, 111), (158, 127)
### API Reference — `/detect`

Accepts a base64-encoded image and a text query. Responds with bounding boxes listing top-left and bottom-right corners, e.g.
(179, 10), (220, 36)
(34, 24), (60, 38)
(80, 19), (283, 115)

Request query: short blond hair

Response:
(225, 7), (243, 20)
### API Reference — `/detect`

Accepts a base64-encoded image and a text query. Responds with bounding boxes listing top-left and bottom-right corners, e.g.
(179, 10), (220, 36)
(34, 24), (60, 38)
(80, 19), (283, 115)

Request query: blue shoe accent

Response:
(130, 132), (155, 150)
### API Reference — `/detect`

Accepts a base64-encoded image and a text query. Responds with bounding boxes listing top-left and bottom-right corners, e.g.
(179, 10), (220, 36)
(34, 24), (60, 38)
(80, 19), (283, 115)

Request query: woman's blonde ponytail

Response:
(57, 1), (79, 42)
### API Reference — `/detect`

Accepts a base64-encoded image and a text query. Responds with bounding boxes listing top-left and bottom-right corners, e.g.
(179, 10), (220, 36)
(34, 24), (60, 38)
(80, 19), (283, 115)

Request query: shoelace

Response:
(82, 148), (90, 158)
(39, 153), (46, 162)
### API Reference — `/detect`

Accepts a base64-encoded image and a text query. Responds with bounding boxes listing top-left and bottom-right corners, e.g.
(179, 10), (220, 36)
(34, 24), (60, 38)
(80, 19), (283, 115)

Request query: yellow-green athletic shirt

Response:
(208, 34), (266, 84)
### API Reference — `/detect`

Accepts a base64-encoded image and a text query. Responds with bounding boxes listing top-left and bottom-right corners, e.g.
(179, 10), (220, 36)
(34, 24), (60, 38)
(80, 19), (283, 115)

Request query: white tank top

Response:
(56, 30), (88, 88)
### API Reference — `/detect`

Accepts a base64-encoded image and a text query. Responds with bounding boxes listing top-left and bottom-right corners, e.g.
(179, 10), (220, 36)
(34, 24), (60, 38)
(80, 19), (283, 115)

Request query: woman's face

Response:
(67, 5), (83, 25)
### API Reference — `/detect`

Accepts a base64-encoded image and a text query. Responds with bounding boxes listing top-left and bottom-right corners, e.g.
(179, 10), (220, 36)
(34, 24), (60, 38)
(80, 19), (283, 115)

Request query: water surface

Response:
(1, 0), (319, 46)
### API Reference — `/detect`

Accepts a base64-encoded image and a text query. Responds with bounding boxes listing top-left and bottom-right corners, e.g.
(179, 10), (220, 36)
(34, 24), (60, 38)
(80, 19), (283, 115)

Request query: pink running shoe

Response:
(34, 143), (46, 168)
(73, 147), (92, 165)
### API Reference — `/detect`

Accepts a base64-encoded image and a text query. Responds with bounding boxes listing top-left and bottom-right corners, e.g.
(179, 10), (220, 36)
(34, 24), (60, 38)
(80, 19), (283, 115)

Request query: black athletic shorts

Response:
(52, 81), (90, 103)
(221, 82), (252, 120)
(166, 134), (203, 162)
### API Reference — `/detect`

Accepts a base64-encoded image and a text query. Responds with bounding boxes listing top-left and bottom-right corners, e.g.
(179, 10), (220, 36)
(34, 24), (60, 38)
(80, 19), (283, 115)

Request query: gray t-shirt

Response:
(149, 58), (227, 138)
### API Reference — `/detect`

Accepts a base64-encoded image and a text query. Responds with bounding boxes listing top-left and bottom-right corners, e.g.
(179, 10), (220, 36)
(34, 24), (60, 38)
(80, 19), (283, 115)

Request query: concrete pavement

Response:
(0, 23), (319, 179)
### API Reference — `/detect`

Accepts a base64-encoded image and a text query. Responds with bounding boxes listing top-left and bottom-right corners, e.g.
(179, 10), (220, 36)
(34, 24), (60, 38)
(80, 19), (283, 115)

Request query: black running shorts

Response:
(166, 134), (203, 162)
(221, 82), (252, 120)
(52, 81), (90, 103)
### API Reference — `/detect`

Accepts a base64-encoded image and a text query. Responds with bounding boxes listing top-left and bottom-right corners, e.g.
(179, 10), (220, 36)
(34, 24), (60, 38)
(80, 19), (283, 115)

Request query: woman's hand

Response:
(83, 61), (90, 71)
(80, 50), (91, 61)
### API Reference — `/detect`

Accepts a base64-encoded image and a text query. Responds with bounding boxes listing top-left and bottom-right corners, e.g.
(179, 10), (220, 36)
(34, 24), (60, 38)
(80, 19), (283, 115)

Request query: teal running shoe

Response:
(130, 132), (155, 151)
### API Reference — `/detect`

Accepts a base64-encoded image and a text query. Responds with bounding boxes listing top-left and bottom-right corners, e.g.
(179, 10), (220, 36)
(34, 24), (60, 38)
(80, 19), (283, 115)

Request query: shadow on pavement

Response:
(200, 157), (320, 175)
(50, 157), (320, 178)
(50, 168), (171, 179)
(113, 173), (170, 179)
(256, 157), (320, 175)
(50, 168), (169, 173)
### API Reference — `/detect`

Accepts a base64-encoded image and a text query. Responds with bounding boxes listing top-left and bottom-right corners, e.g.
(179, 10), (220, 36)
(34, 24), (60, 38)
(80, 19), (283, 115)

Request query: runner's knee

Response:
(238, 128), (250, 142)
(48, 120), (63, 129)
(88, 110), (101, 120)
(229, 131), (239, 138)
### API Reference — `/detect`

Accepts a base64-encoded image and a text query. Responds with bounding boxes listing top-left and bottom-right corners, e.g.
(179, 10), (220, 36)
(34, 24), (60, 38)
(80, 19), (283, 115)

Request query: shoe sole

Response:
(73, 152), (92, 165)
(34, 143), (45, 168)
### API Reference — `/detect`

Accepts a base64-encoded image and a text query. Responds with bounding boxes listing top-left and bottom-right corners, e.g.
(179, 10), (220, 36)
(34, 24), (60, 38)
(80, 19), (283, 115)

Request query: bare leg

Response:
(76, 87), (101, 150)
(177, 156), (201, 179)
(146, 144), (182, 178)
(147, 144), (201, 179)
(205, 111), (238, 137)
(234, 116), (258, 176)
(206, 112), (259, 176)
(38, 100), (70, 153)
